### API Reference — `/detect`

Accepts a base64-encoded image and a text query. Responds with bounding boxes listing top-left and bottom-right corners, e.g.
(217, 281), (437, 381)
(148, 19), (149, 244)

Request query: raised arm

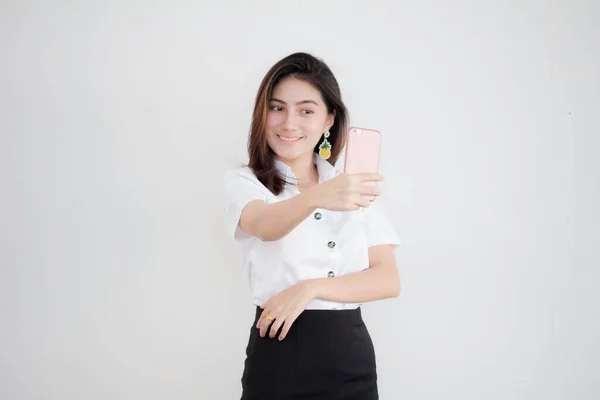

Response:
(237, 173), (382, 242)
(239, 194), (317, 242)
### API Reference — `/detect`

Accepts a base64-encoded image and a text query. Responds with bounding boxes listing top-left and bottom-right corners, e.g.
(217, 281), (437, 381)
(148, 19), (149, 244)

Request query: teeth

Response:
(278, 135), (300, 141)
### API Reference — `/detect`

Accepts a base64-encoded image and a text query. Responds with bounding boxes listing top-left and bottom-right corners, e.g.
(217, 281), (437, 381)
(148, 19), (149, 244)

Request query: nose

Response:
(282, 110), (299, 131)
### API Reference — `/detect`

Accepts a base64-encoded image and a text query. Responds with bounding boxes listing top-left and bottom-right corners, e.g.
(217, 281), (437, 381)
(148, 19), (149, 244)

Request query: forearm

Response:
(311, 262), (400, 303)
(245, 189), (319, 242)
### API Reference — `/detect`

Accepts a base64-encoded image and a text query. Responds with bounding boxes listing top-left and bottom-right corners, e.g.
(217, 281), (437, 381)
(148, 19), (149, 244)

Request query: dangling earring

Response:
(318, 131), (331, 160)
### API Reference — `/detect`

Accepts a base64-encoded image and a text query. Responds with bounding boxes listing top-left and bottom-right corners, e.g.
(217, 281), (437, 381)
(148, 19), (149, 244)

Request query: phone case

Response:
(343, 127), (381, 202)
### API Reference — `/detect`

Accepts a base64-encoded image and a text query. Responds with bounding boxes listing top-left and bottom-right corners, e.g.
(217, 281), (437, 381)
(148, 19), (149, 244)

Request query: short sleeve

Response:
(223, 169), (268, 243)
(361, 198), (401, 249)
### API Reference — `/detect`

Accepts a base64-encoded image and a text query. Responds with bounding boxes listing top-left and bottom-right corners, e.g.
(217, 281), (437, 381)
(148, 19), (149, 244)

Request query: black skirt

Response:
(241, 306), (378, 400)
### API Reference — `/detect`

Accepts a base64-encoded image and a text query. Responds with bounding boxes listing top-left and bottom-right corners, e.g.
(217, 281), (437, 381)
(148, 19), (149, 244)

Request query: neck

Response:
(280, 153), (318, 185)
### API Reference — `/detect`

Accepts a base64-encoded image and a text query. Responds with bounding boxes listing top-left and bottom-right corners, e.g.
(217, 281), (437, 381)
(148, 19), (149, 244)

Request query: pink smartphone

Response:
(343, 127), (381, 202)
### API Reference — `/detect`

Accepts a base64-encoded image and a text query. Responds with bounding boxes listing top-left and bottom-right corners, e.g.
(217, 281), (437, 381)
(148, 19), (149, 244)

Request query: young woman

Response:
(224, 52), (401, 400)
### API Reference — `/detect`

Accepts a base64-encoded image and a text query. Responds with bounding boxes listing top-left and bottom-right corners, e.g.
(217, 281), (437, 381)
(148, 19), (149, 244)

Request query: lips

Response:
(276, 134), (302, 142)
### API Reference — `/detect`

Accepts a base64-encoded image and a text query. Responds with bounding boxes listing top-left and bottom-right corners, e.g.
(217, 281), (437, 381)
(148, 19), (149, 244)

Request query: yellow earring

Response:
(318, 131), (331, 160)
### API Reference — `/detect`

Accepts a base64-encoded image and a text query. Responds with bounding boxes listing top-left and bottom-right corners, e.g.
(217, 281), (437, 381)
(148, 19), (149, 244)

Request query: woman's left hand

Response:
(256, 280), (317, 341)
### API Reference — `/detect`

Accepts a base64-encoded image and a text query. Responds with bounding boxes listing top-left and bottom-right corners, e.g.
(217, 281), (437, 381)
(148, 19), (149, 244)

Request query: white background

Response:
(1, 1), (599, 399)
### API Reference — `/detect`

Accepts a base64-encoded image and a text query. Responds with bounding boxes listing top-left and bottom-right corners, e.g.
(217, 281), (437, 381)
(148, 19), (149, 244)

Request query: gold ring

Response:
(266, 315), (274, 321)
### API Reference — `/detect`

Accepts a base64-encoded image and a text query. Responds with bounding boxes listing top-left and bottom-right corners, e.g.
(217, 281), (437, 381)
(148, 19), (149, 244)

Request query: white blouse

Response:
(224, 153), (401, 310)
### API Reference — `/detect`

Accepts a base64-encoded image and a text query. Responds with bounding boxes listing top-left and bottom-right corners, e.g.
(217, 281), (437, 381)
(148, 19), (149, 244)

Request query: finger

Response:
(353, 173), (384, 183)
(256, 300), (272, 327)
(344, 200), (361, 211)
(356, 184), (380, 196)
(267, 305), (288, 338)
(278, 316), (296, 341)
(269, 316), (285, 338)
(353, 195), (371, 208)
(259, 316), (273, 337)
(258, 310), (274, 337)
(256, 308), (267, 328)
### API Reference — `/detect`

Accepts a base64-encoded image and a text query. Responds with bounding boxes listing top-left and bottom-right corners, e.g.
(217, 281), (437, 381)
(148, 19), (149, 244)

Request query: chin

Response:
(273, 149), (301, 161)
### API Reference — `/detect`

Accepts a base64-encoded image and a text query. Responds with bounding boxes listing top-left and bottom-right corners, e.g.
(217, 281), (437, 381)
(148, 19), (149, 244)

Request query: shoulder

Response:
(223, 166), (270, 200)
(225, 166), (258, 181)
(224, 166), (266, 189)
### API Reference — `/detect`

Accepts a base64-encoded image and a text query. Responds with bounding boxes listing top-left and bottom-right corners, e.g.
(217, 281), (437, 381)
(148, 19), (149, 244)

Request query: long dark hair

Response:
(247, 52), (348, 195)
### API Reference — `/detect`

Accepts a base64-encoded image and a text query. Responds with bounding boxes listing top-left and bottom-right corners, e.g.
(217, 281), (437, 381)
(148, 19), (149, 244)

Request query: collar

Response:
(273, 152), (338, 185)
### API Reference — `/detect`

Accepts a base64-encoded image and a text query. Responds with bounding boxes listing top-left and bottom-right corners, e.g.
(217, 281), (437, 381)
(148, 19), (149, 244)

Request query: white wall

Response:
(1, 1), (598, 399)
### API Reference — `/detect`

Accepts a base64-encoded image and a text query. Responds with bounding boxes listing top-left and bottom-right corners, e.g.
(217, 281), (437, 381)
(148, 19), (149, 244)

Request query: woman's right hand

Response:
(308, 173), (383, 211)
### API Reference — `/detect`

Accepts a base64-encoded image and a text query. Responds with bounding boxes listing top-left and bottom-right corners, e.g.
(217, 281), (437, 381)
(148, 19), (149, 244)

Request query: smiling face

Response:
(265, 76), (335, 164)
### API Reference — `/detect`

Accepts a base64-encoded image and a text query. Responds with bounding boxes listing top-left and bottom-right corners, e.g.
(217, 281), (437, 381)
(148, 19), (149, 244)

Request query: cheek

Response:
(265, 113), (282, 130)
(302, 119), (326, 137)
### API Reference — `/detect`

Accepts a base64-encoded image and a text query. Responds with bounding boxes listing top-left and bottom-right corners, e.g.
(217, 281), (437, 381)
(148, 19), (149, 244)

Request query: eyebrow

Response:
(270, 97), (320, 107)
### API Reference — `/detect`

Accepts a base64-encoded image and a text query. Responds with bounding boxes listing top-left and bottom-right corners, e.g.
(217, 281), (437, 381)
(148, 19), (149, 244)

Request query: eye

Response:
(301, 109), (314, 115)
(270, 105), (283, 111)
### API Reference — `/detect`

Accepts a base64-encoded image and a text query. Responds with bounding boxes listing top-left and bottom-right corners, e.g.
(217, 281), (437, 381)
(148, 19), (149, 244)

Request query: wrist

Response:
(304, 278), (324, 299)
(302, 184), (322, 209)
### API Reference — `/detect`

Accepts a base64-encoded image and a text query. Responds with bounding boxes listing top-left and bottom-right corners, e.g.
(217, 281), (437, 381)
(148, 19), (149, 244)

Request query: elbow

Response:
(260, 234), (281, 242)
(255, 226), (283, 242)
(389, 275), (401, 298)
(381, 264), (400, 298)
(371, 262), (401, 299)
(389, 281), (401, 298)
